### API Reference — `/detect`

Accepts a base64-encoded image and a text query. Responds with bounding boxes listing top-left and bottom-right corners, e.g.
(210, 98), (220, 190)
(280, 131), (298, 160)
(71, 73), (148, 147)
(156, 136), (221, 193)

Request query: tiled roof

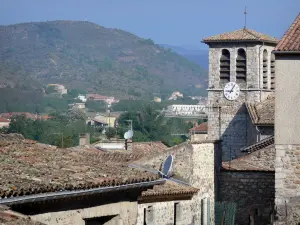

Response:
(246, 94), (275, 125)
(241, 136), (274, 153)
(189, 122), (208, 133)
(138, 180), (198, 202)
(0, 117), (9, 123)
(0, 137), (160, 199)
(275, 13), (300, 52)
(202, 28), (278, 43)
(222, 138), (275, 171)
(0, 206), (44, 225)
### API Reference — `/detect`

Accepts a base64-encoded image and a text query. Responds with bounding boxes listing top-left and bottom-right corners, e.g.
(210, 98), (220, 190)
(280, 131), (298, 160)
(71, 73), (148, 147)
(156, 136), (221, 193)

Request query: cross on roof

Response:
(244, 6), (247, 29)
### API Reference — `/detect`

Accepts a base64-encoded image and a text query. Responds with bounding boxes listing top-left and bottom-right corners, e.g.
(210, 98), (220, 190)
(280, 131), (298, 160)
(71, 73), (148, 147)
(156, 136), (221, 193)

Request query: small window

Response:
(270, 53), (275, 90)
(263, 50), (268, 89)
(236, 48), (247, 83)
(220, 49), (230, 84)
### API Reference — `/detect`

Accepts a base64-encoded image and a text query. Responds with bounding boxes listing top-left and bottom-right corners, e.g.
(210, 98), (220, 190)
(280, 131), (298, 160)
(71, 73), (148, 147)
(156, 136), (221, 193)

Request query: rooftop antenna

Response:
(244, 6), (247, 29)
(129, 155), (190, 186)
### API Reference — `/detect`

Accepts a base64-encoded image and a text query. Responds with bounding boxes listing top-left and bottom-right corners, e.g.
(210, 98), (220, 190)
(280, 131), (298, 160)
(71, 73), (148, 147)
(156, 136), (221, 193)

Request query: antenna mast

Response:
(244, 6), (247, 29)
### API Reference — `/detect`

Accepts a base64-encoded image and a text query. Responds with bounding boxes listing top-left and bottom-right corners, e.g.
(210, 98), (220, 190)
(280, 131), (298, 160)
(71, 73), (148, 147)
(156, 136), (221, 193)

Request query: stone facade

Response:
(31, 201), (138, 225)
(275, 144), (300, 224)
(206, 43), (275, 161)
(135, 141), (218, 225)
(274, 53), (300, 224)
(218, 171), (275, 225)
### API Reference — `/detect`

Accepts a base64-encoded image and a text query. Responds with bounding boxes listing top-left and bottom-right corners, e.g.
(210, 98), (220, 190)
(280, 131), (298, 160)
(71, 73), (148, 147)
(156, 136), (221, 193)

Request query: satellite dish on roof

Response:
(128, 154), (189, 186)
(124, 132), (129, 139)
(127, 130), (133, 139)
(162, 155), (173, 178)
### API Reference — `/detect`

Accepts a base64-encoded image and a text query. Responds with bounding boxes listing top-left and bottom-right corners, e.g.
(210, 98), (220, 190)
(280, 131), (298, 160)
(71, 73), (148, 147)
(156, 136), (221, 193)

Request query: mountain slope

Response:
(0, 21), (208, 98)
(160, 44), (209, 70)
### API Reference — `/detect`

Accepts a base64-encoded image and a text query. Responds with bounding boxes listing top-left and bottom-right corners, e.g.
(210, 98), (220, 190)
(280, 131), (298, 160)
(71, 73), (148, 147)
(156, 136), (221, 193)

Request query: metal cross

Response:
(244, 6), (247, 29)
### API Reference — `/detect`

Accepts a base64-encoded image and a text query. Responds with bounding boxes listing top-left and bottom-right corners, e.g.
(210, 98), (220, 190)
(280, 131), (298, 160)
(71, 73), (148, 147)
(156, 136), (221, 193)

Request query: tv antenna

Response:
(129, 155), (190, 186)
(244, 6), (247, 29)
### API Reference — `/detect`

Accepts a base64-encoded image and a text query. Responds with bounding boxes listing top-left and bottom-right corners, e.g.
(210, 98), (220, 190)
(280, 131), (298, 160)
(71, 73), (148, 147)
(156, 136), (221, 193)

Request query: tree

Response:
(67, 108), (86, 121)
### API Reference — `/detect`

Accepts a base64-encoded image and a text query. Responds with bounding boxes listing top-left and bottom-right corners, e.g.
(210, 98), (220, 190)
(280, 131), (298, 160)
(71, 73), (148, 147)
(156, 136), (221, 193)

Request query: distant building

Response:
(153, 97), (162, 103)
(88, 114), (117, 128)
(0, 117), (10, 128)
(86, 94), (119, 105)
(68, 103), (86, 110)
(166, 104), (207, 116)
(189, 122), (208, 142)
(168, 91), (183, 100)
(47, 84), (67, 95)
(76, 95), (87, 102)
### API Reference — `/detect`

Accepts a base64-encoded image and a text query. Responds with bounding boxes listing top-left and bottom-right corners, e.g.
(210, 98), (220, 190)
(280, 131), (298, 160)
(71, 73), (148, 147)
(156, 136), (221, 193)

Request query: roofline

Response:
(201, 40), (278, 45)
(273, 51), (300, 55)
(0, 180), (165, 206)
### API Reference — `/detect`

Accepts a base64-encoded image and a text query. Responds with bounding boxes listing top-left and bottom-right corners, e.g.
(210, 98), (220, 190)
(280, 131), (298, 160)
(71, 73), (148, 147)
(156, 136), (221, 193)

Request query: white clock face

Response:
(224, 82), (240, 101)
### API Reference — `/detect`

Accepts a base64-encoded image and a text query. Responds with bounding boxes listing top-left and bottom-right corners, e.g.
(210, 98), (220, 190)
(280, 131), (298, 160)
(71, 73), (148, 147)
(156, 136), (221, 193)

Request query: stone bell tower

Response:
(202, 28), (277, 161)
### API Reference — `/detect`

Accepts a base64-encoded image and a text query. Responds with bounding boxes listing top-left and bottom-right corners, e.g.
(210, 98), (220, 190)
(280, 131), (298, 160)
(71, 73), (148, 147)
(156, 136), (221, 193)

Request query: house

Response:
(0, 117), (10, 128)
(168, 91), (183, 100)
(89, 114), (117, 128)
(86, 94), (119, 105)
(47, 84), (67, 95)
(189, 122), (208, 142)
(68, 102), (86, 110)
(273, 13), (300, 224)
(0, 133), (218, 225)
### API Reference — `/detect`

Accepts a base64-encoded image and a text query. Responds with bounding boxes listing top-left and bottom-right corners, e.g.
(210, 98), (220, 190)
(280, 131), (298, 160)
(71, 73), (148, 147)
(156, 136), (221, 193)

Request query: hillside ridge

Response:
(0, 20), (208, 98)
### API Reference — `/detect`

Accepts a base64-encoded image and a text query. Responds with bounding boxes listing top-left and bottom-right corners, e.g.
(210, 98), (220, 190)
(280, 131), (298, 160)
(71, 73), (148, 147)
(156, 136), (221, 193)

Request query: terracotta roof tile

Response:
(0, 137), (160, 198)
(222, 137), (275, 171)
(138, 181), (198, 202)
(246, 94), (274, 125)
(0, 205), (44, 225)
(203, 28), (278, 43)
(241, 136), (274, 153)
(189, 122), (208, 133)
(275, 13), (300, 52)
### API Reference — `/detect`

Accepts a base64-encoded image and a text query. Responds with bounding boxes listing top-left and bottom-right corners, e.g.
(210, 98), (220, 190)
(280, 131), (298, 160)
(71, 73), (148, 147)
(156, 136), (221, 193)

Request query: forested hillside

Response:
(0, 20), (208, 98)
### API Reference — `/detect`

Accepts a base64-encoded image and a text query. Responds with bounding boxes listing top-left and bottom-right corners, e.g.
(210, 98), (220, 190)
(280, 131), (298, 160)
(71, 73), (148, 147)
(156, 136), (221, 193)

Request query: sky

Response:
(0, 0), (299, 49)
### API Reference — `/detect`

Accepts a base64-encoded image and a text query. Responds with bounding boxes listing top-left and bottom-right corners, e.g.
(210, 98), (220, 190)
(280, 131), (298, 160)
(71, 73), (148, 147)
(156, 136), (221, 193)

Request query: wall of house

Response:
(0, 122), (10, 128)
(207, 43), (275, 161)
(135, 141), (218, 224)
(218, 171), (275, 225)
(190, 133), (207, 142)
(275, 55), (300, 224)
(31, 201), (138, 225)
(137, 200), (195, 225)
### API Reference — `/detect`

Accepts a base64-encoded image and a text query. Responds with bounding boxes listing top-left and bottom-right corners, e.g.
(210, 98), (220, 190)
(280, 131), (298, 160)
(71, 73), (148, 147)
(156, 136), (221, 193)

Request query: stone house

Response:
(0, 134), (218, 225)
(189, 122), (208, 142)
(0, 117), (10, 128)
(273, 13), (300, 224)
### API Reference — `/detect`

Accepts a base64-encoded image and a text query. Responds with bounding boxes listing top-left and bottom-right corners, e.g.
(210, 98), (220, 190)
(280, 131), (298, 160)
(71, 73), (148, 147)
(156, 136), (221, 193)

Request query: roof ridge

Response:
(244, 28), (261, 39)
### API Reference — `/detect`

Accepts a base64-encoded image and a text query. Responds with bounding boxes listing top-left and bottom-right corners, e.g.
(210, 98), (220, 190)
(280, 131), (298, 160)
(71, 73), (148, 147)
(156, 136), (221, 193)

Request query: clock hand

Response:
(230, 84), (236, 93)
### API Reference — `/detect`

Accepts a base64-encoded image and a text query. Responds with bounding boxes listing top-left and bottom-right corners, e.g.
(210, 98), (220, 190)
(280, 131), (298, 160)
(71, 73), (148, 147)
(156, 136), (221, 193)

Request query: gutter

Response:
(0, 180), (165, 206)
(273, 51), (300, 55)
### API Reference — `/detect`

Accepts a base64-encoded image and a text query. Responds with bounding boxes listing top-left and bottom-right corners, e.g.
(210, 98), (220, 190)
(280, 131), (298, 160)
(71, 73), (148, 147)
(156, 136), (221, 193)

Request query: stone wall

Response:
(135, 141), (218, 225)
(275, 144), (300, 224)
(218, 171), (275, 225)
(207, 43), (275, 161)
(31, 201), (138, 225)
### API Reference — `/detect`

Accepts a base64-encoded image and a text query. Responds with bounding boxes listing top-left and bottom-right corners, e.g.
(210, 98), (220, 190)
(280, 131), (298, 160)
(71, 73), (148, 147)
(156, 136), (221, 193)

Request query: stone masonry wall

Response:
(275, 144), (300, 224)
(207, 43), (275, 161)
(218, 171), (275, 225)
(135, 141), (217, 225)
(31, 201), (138, 225)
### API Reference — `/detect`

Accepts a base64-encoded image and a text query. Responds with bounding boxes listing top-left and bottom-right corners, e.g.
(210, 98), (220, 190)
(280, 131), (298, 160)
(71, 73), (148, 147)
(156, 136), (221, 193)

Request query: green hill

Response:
(0, 20), (208, 98)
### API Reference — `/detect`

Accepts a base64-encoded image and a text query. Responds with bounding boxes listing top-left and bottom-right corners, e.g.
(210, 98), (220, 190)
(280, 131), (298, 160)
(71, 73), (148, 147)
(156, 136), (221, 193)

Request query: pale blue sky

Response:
(0, 0), (299, 48)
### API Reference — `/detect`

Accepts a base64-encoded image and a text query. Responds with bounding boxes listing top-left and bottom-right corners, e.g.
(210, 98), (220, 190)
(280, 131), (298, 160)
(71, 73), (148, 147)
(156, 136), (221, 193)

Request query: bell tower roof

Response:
(202, 28), (278, 45)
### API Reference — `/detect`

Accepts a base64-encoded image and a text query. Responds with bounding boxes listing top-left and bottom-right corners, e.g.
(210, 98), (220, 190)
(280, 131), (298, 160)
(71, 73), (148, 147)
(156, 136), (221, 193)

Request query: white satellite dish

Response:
(124, 132), (129, 140)
(127, 130), (133, 139)
(128, 154), (189, 186)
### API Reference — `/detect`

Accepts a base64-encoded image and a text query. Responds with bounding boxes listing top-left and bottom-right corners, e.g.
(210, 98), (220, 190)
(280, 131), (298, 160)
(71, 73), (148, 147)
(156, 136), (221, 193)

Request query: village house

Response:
(189, 122), (208, 142)
(0, 133), (218, 225)
(273, 13), (300, 224)
(0, 117), (10, 128)
(47, 84), (68, 95)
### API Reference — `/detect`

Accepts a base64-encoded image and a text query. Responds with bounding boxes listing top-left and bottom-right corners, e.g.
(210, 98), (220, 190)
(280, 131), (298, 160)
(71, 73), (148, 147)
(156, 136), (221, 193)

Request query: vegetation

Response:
(117, 104), (194, 146)
(0, 21), (207, 99)
(1, 113), (98, 148)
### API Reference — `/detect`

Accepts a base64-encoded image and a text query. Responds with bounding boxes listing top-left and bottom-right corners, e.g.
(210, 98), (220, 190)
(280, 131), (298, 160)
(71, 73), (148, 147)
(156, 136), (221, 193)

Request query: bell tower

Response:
(202, 28), (277, 161)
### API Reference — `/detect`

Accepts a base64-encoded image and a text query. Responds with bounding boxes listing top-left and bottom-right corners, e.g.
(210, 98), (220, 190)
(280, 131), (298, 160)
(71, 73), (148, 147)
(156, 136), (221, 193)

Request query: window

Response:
(263, 50), (268, 89)
(270, 53), (275, 90)
(201, 197), (211, 225)
(84, 215), (118, 225)
(236, 48), (247, 83)
(220, 49), (230, 84)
